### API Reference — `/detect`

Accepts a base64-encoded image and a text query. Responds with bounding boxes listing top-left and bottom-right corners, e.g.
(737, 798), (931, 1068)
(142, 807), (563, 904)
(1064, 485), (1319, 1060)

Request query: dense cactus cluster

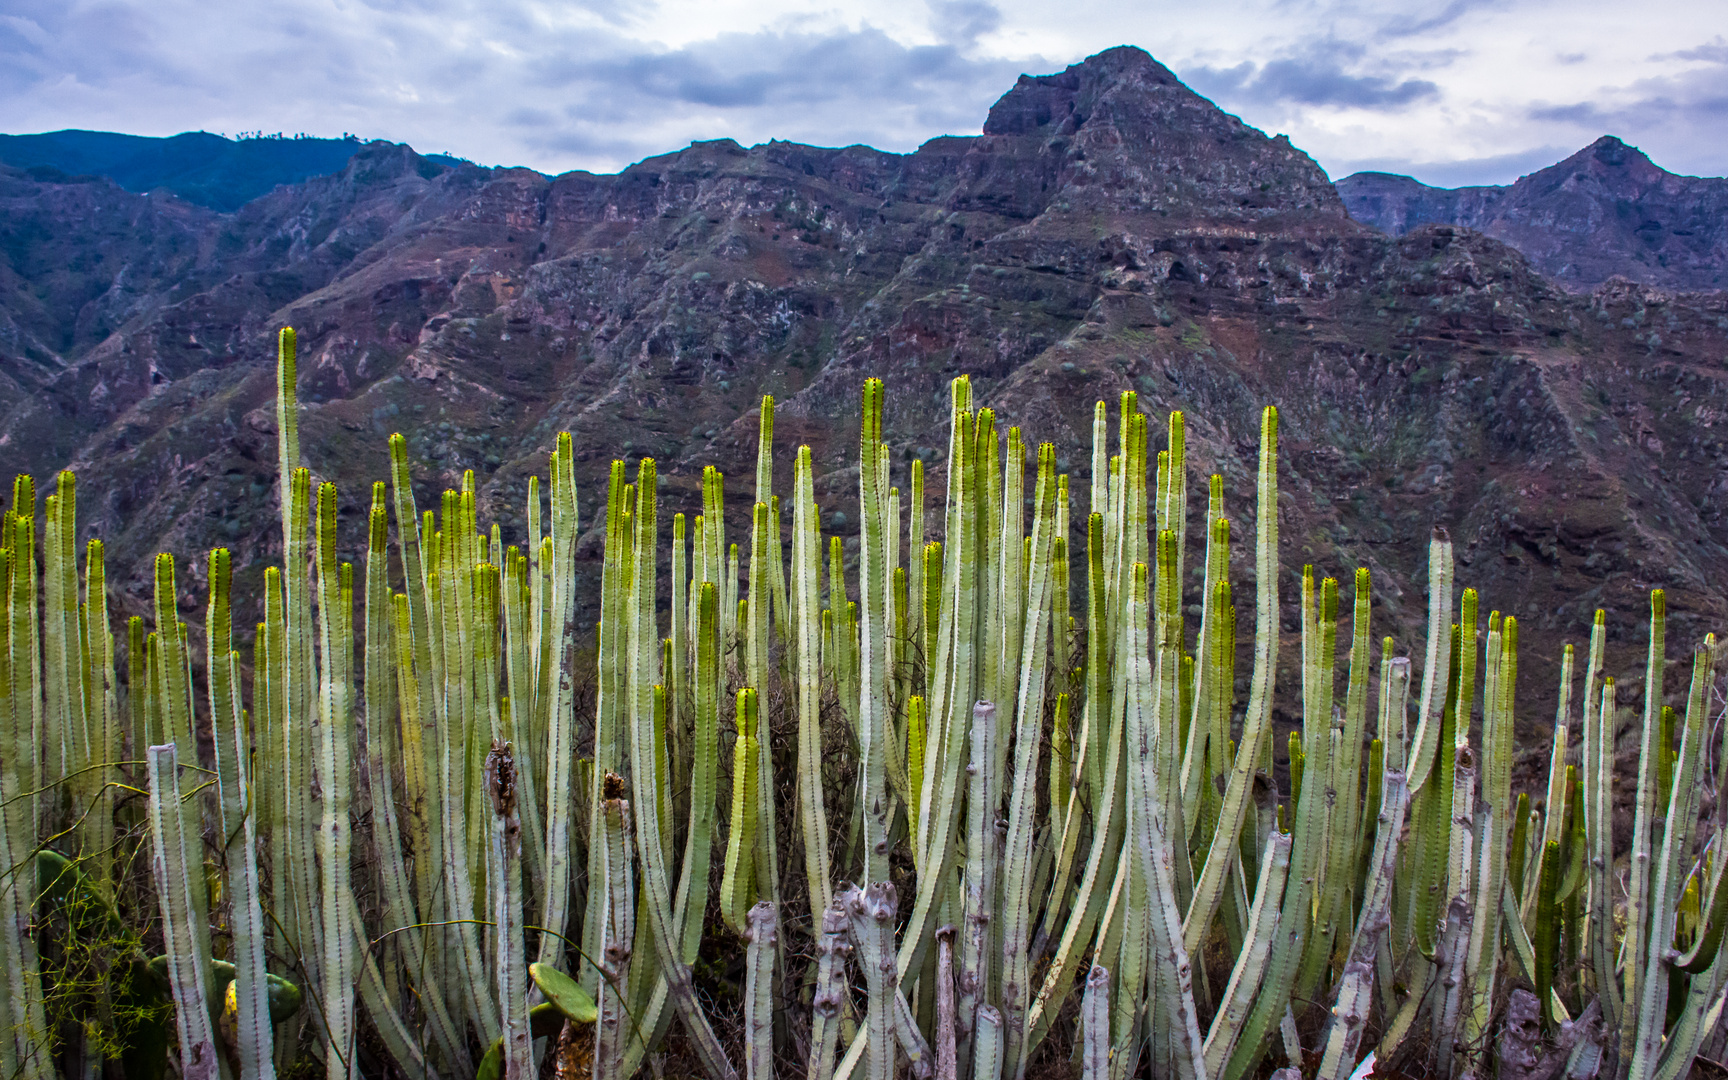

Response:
(4, 326), (1728, 1080)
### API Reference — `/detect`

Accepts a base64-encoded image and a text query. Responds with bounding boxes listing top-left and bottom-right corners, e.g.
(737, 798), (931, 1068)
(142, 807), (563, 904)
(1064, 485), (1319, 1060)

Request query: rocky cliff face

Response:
(1338, 136), (1728, 292)
(5, 47), (1728, 739)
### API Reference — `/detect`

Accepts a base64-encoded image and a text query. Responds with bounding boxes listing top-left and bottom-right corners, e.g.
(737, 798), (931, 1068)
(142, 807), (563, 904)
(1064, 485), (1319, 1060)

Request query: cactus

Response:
(147, 744), (218, 1080)
(745, 902), (778, 1080)
(21, 328), (1728, 1080)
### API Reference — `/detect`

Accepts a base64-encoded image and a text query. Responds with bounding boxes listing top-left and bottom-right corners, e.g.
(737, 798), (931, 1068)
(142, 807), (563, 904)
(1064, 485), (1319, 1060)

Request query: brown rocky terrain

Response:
(4, 45), (1728, 745)
(1338, 136), (1728, 292)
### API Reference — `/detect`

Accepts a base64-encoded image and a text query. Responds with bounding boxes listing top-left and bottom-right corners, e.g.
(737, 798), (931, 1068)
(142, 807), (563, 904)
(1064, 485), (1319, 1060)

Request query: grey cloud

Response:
(1523, 44), (1728, 175)
(929, 1), (1003, 46)
(1373, 0), (1502, 41)
(1655, 39), (1728, 63)
(1185, 41), (1440, 110)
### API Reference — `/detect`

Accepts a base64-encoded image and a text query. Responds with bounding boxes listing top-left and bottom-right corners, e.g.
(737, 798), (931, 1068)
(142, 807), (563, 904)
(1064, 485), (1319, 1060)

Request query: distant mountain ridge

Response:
(5, 46), (1728, 732)
(0, 129), (465, 211)
(1337, 137), (1728, 292)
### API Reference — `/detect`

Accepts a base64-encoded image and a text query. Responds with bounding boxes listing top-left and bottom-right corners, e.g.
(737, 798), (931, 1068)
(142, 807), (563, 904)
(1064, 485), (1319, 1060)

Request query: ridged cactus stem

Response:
(596, 776), (634, 1080)
(1627, 640), (1711, 1080)
(810, 899), (853, 1080)
(1203, 830), (1294, 1077)
(580, 460), (630, 994)
(1527, 643), (1576, 931)
(209, 547), (276, 1080)
(792, 446), (834, 916)
(1125, 556), (1207, 1080)
(745, 902), (778, 1080)
(314, 484), (357, 1079)
(1316, 769), (1409, 1080)
(626, 482), (738, 1080)
(999, 444), (1058, 1080)
(1407, 528), (1455, 799)
(721, 689), (761, 932)
(846, 882), (901, 1080)
(957, 700), (998, 1060)
(674, 583), (722, 962)
(44, 475), (88, 845)
(1618, 591), (1666, 1072)
(148, 743), (219, 1080)
(973, 1006), (1004, 1080)
(478, 741), (529, 1080)
(0, 516), (50, 1080)
(280, 469), (322, 997)
(537, 434), (579, 972)
(152, 554), (214, 969)
(1081, 966), (1110, 1080)
(1184, 407), (1279, 960)
(1587, 672), (1620, 1032)
(1463, 614), (1517, 1059)
(858, 380), (894, 884)
(83, 538), (117, 884)
(899, 398), (978, 984)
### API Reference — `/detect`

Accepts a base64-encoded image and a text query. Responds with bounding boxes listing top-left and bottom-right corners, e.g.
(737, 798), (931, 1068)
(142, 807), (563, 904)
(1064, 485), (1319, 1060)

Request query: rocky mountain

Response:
(1338, 136), (1728, 292)
(0, 129), (464, 211)
(5, 45), (1728, 741)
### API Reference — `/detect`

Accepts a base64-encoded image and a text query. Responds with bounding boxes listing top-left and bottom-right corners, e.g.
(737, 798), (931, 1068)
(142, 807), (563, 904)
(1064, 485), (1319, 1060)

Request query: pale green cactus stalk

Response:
(1430, 743), (1477, 1080)
(152, 554), (214, 969)
(206, 548), (276, 1080)
(1122, 553), (1206, 1080)
(619, 460), (737, 1080)
(537, 433), (580, 973)
(792, 444), (834, 918)
(500, 545), (546, 902)
(1462, 613), (1517, 1062)
(857, 379), (894, 887)
(674, 582), (722, 963)
(900, 397), (979, 984)
(42, 474), (88, 841)
(746, 513), (783, 931)
(745, 902), (778, 1080)
(1627, 641), (1711, 1080)
(722, 689), (762, 933)
(999, 443), (1057, 1080)
(485, 741), (533, 1080)
(846, 882), (900, 1080)
(147, 743), (219, 1080)
(0, 501), (51, 1080)
(1587, 667), (1620, 1034)
(1203, 829), (1294, 1077)
(595, 775), (635, 1080)
(973, 1006), (1004, 1080)
(1082, 966), (1110, 1080)
(278, 468), (322, 1002)
(1618, 591), (1666, 1073)
(810, 899), (853, 1080)
(1184, 408), (1278, 962)
(312, 483), (359, 1080)
(1315, 768), (1410, 1080)
(579, 459), (630, 996)
(387, 435), (444, 937)
(81, 537), (118, 884)
(958, 699), (997, 1059)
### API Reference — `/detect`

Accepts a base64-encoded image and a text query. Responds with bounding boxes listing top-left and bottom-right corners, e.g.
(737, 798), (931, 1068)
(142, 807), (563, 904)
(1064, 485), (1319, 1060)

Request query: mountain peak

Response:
(966, 46), (1351, 227)
(1339, 135), (1728, 291)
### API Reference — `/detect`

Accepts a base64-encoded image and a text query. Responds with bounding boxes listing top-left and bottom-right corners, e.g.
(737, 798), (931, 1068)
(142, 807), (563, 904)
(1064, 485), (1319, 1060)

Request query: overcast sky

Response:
(3, 0), (1723, 187)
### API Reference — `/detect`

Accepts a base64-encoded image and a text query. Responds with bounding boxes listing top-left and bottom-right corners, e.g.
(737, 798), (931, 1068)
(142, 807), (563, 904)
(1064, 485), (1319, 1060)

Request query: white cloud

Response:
(0, 0), (1722, 186)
